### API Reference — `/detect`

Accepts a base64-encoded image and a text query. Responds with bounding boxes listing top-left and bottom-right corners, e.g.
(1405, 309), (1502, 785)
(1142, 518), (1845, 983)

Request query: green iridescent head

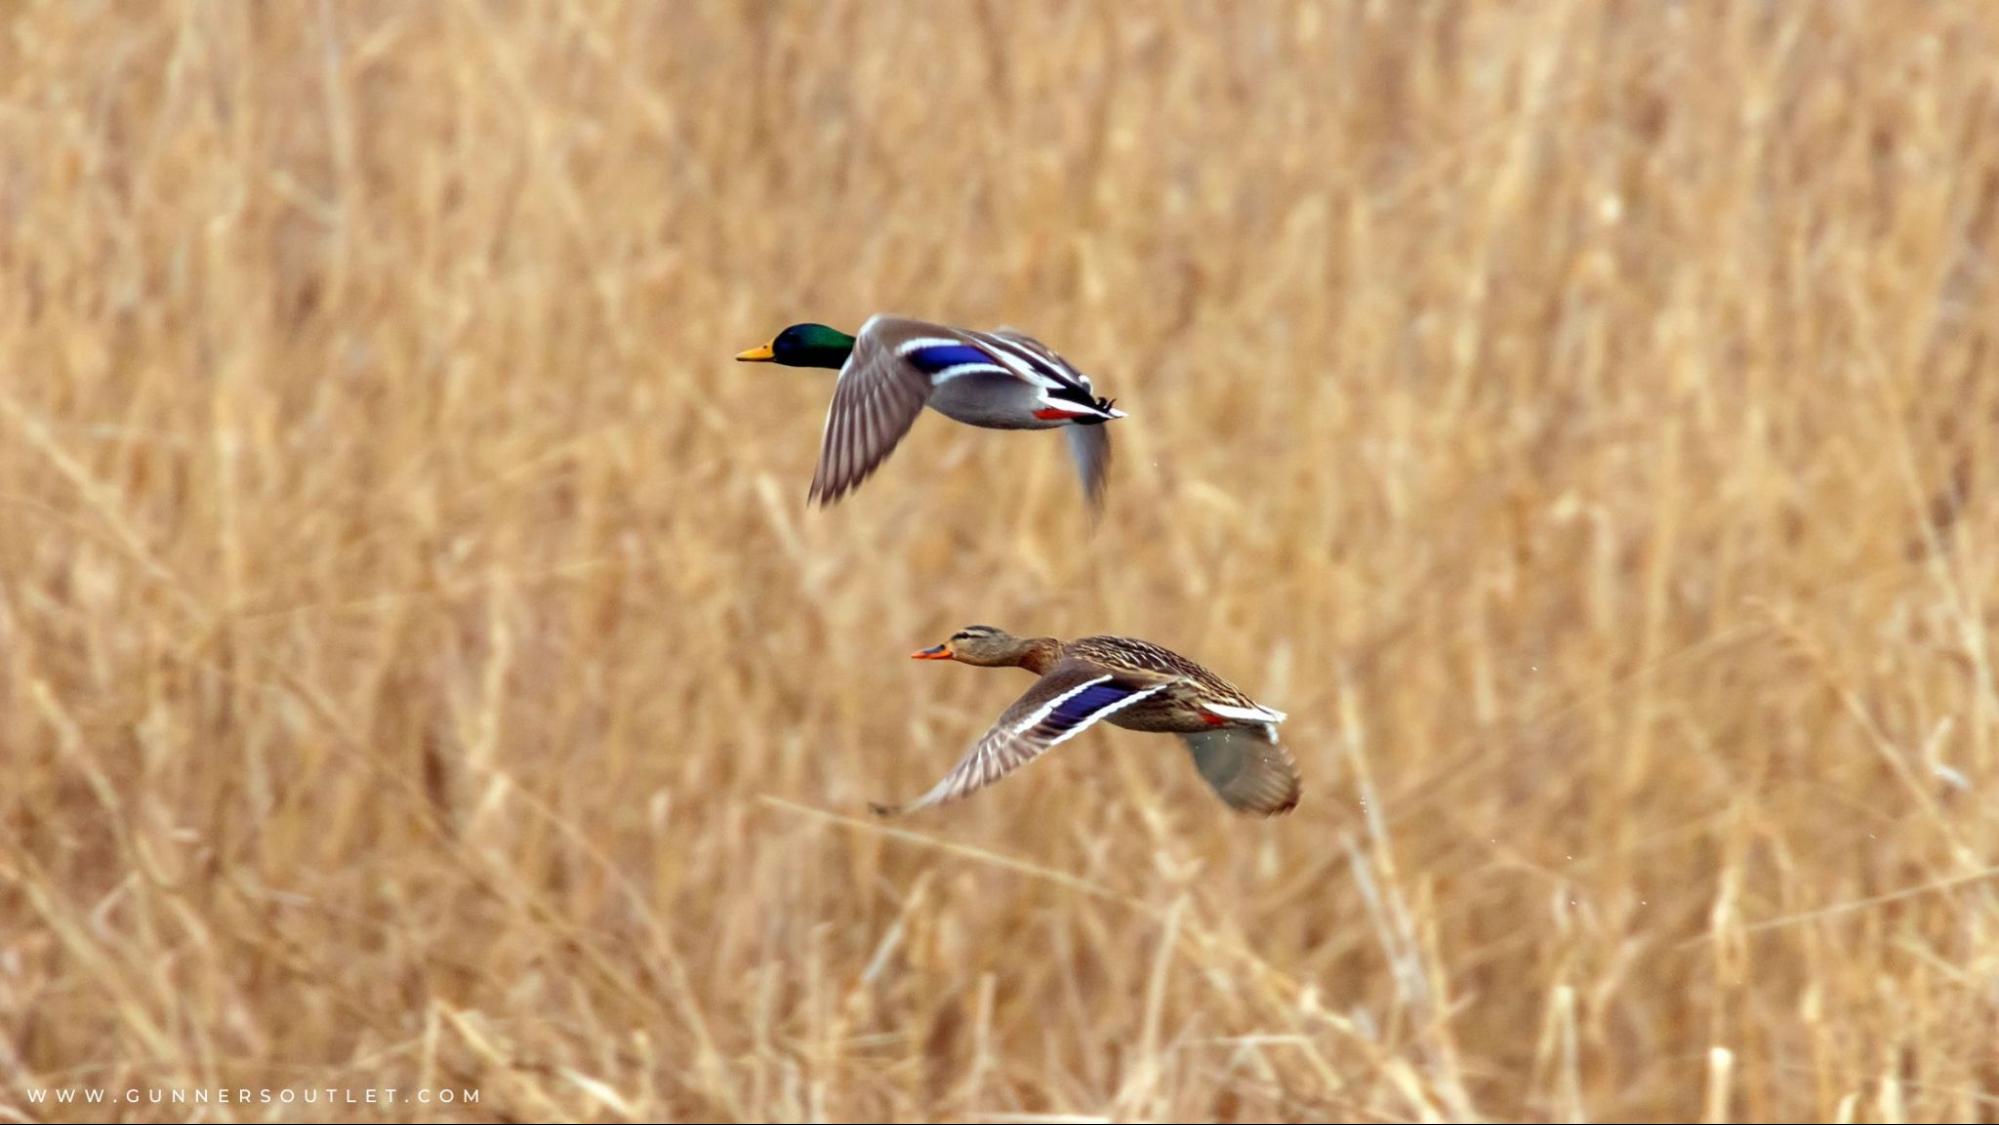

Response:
(735, 323), (856, 370)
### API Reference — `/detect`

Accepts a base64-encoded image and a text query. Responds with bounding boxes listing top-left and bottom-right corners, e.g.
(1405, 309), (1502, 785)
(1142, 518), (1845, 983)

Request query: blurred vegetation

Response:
(4, 1), (1999, 1120)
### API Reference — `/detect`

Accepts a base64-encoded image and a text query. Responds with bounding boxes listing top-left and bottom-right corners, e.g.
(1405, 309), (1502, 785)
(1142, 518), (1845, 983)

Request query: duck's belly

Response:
(927, 373), (1063, 431)
(1107, 688), (1223, 734)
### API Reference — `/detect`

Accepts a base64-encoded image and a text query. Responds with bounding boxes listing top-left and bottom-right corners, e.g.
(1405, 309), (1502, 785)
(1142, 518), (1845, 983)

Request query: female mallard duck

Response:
(875, 625), (1300, 817)
(736, 317), (1124, 510)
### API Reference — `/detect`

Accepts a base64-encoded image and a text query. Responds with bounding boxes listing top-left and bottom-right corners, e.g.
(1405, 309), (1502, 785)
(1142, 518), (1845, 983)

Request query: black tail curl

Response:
(1074, 396), (1117, 425)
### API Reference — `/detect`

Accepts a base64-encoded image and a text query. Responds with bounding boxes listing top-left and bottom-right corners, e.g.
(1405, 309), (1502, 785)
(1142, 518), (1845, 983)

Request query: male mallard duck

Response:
(874, 625), (1300, 817)
(736, 317), (1124, 510)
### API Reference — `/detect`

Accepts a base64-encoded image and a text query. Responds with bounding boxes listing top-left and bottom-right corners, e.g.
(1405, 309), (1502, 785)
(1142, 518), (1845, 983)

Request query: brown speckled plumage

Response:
(875, 626), (1300, 817)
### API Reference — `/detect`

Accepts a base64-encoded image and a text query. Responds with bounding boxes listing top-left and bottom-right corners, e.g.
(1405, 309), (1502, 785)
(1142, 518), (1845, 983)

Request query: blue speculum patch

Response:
(906, 344), (992, 373)
(1048, 682), (1132, 728)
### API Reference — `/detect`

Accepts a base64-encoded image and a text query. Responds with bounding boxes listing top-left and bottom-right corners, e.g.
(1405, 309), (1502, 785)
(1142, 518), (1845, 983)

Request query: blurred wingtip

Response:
(1064, 424), (1112, 521)
(1236, 781), (1301, 817)
(1083, 484), (1109, 524)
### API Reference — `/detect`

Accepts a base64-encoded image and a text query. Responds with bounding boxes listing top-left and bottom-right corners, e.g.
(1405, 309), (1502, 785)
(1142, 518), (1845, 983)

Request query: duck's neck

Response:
(1014, 637), (1064, 675)
(788, 344), (852, 370)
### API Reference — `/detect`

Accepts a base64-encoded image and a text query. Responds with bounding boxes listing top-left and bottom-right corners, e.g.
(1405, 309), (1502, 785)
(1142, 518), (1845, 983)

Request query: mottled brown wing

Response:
(1066, 636), (1279, 717)
(1180, 726), (1301, 815)
(807, 323), (933, 506)
(871, 663), (1174, 816)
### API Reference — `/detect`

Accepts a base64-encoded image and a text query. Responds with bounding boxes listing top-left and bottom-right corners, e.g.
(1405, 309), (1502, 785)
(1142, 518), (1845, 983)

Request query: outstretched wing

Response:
(1179, 725), (1300, 816)
(808, 318), (937, 506)
(872, 663), (1174, 816)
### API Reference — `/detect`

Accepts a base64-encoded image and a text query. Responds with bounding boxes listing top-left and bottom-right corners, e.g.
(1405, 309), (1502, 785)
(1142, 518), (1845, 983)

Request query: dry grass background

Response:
(4, 1), (1999, 1121)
